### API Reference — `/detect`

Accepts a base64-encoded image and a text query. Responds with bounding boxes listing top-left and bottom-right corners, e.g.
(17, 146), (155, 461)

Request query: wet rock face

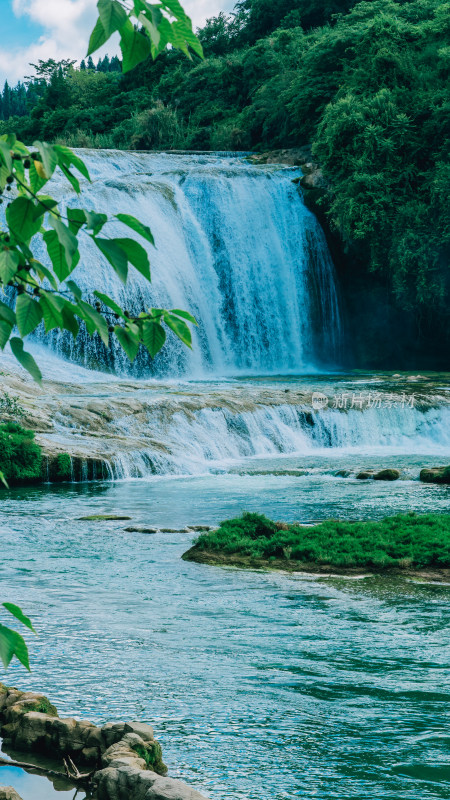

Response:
(0, 685), (210, 800)
(420, 466), (450, 484)
(373, 469), (401, 481)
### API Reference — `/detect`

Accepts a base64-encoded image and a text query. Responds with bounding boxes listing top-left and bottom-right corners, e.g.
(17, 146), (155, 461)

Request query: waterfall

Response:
(33, 150), (342, 378)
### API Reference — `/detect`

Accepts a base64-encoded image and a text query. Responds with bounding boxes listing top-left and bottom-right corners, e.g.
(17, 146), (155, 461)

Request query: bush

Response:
(192, 512), (450, 569)
(0, 423), (42, 484)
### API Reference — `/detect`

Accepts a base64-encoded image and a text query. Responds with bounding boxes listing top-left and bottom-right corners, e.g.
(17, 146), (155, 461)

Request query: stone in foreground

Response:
(0, 685), (210, 800)
(420, 466), (450, 484)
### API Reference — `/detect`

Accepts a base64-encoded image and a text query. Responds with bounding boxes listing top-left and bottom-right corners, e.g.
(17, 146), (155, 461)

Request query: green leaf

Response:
(115, 213), (155, 245)
(60, 164), (81, 194)
(94, 238), (128, 283)
(47, 216), (78, 269)
(43, 229), (79, 282)
(0, 300), (16, 327)
(61, 301), (80, 340)
(15, 294), (43, 337)
(0, 624), (30, 670)
(6, 197), (42, 243)
(98, 0), (128, 37)
(65, 279), (82, 301)
(115, 325), (140, 361)
(0, 469), (8, 488)
(0, 250), (20, 283)
(87, 15), (109, 56)
(0, 321), (12, 349)
(142, 320), (166, 357)
(94, 291), (126, 318)
(9, 337), (42, 383)
(53, 145), (90, 182)
(170, 308), (198, 325)
(32, 261), (58, 290)
(78, 301), (109, 346)
(67, 208), (87, 235)
(114, 237), (150, 280)
(29, 160), (47, 194)
(120, 19), (152, 72)
(85, 211), (107, 236)
(138, 13), (161, 48)
(32, 141), (58, 180)
(3, 603), (36, 634)
(39, 292), (64, 332)
(0, 140), (12, 172)
(164, 312), (192, 348)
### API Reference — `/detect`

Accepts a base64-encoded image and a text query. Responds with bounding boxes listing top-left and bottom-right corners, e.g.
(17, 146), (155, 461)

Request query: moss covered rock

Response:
(420, 466), (450, 484)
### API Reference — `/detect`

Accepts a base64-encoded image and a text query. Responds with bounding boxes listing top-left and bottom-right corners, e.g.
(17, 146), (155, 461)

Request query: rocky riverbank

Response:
(0, 685), (209, 800)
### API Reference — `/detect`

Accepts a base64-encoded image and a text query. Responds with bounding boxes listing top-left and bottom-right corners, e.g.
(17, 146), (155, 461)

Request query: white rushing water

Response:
(34, 151), (342, 377)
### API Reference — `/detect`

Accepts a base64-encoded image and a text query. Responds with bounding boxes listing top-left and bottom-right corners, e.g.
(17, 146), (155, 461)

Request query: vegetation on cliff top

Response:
(2, 0), (448, 346)
(185, 511), (450, 570)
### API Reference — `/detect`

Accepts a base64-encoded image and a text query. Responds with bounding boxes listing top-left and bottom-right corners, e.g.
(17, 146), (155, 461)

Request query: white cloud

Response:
(0, 0), (232, 85)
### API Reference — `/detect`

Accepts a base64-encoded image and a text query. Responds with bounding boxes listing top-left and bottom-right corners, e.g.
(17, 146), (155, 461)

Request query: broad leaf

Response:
(0, 140), (12, 172)
(94, 291), (126, 318)
(120, 20), (152, 72)
(33, 141), (58, 180)
(114, 237), (150, 280)
(85, 211), (107, 236)
(0, 321), (12, 349)
(60, 164), (81, 194)
(94, 238), (128, 283)
(0, 624), (30, 670)
(53, 146), (90, 182)
(33, 261), (58, 290)
(6, 197), (42, 243)
(47, 216), (78, 268)
(3, 603), (36, 633)
(9, 337), (42, 382)
(170, 308), (198, 325)
(61, 301), (80, 339)
(65, 279), (82, 300)
(39, 292), (64, 332)
(98, 0), (128, 37)
(0, 300), (16, 327)
(29, 160), (47, 194)
(164, 312), (192, 347)
(15, 294), (43, 337)
(115, 213), (155, 245)
(78, 301), (109, 346)
(0, 250), (20, 283)
(115, 325), (140, 361)
(142, 320), (166, 357)
(67, 208), (87, 235)
(87, 16), (109, 56)
(43, 229), (78, 282)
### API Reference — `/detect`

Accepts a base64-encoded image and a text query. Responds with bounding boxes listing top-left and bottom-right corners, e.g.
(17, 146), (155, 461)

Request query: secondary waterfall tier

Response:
(34, 151), (342, 378)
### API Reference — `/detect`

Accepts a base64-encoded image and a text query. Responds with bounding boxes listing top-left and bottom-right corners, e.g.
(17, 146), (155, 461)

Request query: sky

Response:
(0, 0), (230, 86)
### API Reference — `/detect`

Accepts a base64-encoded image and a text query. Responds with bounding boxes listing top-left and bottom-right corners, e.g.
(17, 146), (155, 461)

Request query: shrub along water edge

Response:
(183, 511), (450, 571)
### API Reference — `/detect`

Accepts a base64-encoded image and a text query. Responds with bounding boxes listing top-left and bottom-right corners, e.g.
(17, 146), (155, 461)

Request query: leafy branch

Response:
(0, 603), (36, 671)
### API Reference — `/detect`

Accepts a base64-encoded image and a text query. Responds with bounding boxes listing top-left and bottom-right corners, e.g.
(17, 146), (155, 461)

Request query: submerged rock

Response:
(124, 527), (158, 534)
(335, 469), (351, 478)
(187, 526), (211, 532)
(78, 515), (132, 521)
(356, 471), (374, 480)
(374, 469), (401, 481)
(0, 685), (210, 800)
(420, 466), (450, 484)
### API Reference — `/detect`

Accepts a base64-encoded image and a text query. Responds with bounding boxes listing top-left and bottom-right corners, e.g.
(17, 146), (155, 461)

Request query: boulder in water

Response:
(420, 466), (450, 484)
(356, 471), (375, 480)
(374, 469), (401, 481)
(78, 515), (132, 521)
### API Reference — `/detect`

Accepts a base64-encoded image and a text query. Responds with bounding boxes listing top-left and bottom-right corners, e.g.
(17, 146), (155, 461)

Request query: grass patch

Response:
(133, 742), (167, 775)
(186, 512), (450, 570)
(0, 422), (42, 484)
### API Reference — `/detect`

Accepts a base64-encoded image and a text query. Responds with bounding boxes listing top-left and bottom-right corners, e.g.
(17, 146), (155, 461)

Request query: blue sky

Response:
(0, 0), (229, 86)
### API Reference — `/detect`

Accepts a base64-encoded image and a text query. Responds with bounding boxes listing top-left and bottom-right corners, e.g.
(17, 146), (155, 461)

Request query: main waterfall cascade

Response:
(36, 151), (342, 377)
(3, 149), (450, 479)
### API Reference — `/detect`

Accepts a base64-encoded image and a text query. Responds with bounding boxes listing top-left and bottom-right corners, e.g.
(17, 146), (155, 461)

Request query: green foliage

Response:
(133, 741), (167, 775)
(0, 392), (25, 420)
(0, 422), (42, 482)
(192, 512), (450, 569)
(0, 603), (36, 671)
